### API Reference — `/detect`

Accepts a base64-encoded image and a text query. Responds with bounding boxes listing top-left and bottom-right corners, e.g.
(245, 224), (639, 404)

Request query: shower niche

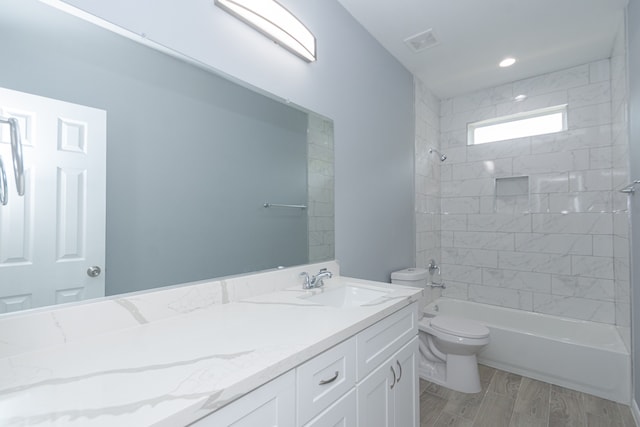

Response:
(494, 176), (529, 214)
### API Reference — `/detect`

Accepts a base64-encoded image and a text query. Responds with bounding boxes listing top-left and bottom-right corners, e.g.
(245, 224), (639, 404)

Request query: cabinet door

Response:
(304, 389), (356, 427)
(357, 355), (394, 427)
(190, 371), (295, 427)
(392, 337), (419, 427)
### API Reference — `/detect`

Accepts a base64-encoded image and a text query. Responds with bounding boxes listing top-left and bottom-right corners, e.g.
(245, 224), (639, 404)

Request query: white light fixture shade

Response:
(215, 0), (316, 62)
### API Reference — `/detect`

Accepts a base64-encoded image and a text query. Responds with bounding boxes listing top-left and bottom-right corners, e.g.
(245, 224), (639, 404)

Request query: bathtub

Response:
(424, 298), (631, 403)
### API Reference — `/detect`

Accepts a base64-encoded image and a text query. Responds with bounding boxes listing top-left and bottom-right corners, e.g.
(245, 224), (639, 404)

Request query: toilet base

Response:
(418, 332), (482, 393)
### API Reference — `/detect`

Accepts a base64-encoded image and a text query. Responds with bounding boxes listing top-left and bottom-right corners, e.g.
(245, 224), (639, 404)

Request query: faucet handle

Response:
(428, 259), (440, 276)
(300, 271), (311, 287)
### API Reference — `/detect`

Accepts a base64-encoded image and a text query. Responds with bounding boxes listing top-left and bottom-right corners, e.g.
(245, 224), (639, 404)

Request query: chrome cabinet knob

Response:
(87, 266), (102, 278)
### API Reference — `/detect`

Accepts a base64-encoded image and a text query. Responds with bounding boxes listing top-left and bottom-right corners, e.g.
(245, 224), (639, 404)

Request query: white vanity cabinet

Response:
(357, 338), (419, 427)
(190, 370), (296, 427)
(356, 301), (419, 427)
(190, 302), (418, 427)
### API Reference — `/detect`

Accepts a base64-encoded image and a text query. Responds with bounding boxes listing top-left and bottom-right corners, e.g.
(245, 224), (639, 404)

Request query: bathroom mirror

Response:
(0, 0), (334, 313)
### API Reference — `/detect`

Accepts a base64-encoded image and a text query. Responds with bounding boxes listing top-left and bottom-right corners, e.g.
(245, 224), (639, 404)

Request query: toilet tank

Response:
(391, 267), (429, 287)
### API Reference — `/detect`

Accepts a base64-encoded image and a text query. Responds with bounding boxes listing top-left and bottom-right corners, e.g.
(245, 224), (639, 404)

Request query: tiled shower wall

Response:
(415, 78), (441, 296)
(307, 114), (335, 263)
(435, 58), (630, 328)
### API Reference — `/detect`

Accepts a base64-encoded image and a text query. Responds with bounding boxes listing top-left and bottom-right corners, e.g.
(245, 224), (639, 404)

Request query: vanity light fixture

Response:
(499, 57), (516, 68)
(215, 0), (316, 62)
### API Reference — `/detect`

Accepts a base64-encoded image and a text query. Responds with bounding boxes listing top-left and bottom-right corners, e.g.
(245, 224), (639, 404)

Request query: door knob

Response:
(87, 266), (102, 277)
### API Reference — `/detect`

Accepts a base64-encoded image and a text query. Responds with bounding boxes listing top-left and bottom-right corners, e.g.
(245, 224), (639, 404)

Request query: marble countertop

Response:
(0, 275), (421, 426)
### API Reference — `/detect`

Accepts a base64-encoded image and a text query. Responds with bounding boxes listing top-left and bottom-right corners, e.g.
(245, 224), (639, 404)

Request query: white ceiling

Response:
(336, 0), (628, 99)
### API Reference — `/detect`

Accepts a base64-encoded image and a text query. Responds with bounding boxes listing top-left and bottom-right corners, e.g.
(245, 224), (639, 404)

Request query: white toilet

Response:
(391, 268), (490, 393)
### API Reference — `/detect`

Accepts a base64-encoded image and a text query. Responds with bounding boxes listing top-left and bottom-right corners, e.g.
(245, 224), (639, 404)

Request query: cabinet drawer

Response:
(356, 302), (418, 381)
(296, 336), (356, 425)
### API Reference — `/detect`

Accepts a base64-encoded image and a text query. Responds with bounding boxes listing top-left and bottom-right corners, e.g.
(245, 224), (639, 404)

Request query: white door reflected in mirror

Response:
(0, 87), (106, 313)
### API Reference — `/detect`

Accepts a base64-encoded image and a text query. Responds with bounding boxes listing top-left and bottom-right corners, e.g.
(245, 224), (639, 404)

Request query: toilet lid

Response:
(430, 315), (489, 339)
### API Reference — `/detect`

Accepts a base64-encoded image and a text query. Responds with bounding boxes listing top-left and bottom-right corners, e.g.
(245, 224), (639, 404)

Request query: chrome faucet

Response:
(300, 268), (333, 289)
(427, 259), (446, 289)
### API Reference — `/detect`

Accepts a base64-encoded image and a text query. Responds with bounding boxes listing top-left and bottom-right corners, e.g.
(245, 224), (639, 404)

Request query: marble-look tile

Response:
(569, 169), (613, 192)
(496, 90), (567, 117)
(453, 231), (514, 251)
(467, 214), (531, 233)
(441, 281), (469, 300)
(551, 275), (615, 301)
(498, 251), (571, 275)
(441, 105), (496, 133)
(442, 247), (498, 268)
(495, 195), (530, 214)
(514, 233), (592, 255)
(442, 178), (494, 197)
(482, 268), (552, 293)
(548, 192), (612, 213)
(529, 172), (569, 194)
(530, 125), (612, 154)
(568, 82), (611, 108)
(531, 213), (612, 235)
(571, 255), (614, 280)
(452, 84), (513, 114)
(467, 138), (531, 162)
(568, 102), (612, 130)
(533, 294), (615, 323)
(513, 64), (589, 97)
(441, 197), (480, 214)
(593, 235), (614, 257)
(441, 146), (468, 164)
(440, 230), (454, 247)
(451, 158), (512, 180)
(468, 284), (533, 311)
(513, 151), (578, 175)
(590, 146), (613, 169)
(440, 130), (467, 149)
(529, 194), (550, 213)
(441, 214), (467, 231)
(441, 263), (483, 285)
(615, 302), (631, 328)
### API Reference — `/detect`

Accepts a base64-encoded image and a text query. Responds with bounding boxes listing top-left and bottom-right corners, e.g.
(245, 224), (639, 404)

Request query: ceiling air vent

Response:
(404, 29), (439, 53)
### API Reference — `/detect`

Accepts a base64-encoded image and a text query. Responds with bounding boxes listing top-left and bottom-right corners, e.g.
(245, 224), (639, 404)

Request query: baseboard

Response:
(632, 398), (640, 427)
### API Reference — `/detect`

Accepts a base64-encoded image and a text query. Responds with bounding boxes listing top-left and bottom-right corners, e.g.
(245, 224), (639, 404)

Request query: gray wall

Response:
(61, 0), (417, 282)
(0, 1), (308, 294)
(629, 0), (640, 410)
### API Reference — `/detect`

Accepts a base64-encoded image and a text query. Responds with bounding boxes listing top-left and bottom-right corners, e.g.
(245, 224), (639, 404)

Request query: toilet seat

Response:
(429, 315), (489, 339)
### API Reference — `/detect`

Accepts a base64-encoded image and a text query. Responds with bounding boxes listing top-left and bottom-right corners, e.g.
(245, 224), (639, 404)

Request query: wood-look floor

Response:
(419, 365), (636, 427)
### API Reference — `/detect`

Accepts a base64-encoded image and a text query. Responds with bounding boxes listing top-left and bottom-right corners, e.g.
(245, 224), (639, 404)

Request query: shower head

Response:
(428, 147), (447, 162)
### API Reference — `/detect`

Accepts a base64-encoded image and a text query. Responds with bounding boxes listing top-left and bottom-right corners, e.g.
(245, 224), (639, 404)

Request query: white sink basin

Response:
(303, 285), (390, 308)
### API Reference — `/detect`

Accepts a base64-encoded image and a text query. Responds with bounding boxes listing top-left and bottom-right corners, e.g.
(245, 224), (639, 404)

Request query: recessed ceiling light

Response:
(514, 94), (527, 102)
(499, 57), (516, 68)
